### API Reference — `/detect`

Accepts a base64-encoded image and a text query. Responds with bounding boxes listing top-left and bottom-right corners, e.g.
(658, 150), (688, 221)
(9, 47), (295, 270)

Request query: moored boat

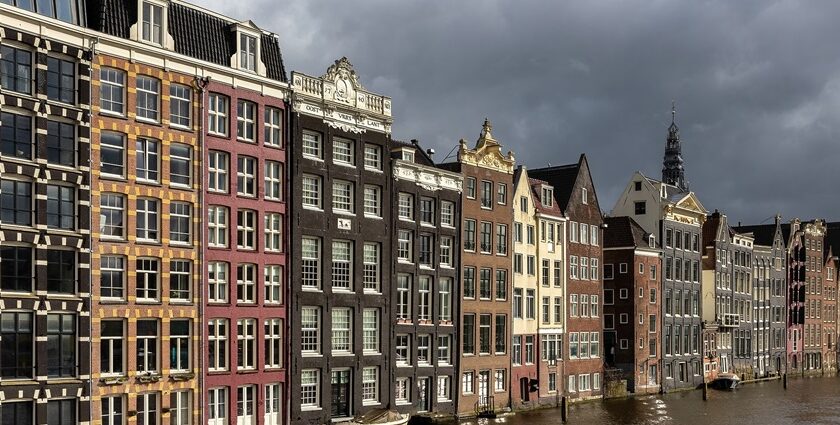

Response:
(710, 373), (741, 390)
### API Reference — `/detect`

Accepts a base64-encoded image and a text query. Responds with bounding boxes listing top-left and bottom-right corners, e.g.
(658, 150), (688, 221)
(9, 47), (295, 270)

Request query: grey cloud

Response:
(198, 0), (840, 223)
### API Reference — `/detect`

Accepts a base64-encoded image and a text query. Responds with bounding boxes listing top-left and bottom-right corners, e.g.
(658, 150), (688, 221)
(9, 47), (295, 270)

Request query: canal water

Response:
(461, 377), (840, 425)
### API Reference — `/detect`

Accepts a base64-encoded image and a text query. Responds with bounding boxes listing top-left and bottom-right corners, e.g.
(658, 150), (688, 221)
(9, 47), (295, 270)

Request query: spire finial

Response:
(671, 100), (676, 124)
(483, 118), (492, 135)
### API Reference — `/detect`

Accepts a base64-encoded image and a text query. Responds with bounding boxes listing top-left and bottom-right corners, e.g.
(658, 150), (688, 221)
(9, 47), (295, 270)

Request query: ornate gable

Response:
(458, 119), (515, 174)
(664, 192), (708, 226)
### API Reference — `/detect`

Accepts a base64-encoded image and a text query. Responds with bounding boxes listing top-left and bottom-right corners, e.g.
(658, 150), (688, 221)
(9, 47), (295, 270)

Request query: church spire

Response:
(662, 102), (688, 191)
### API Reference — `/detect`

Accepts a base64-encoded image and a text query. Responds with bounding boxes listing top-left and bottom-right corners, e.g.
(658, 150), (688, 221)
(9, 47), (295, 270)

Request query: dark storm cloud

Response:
(199, 0), (840, 223)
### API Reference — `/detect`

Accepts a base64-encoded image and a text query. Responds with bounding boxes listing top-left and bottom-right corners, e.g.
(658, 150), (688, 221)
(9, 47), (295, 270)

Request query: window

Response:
(328, 240), (352, 290)
(0, 179), (31, 227)
(136, 258), (159, 301)
(169, 320), (190, 372)
(480, 221), (492, 253)
(46, 120), (75, 166)
(141, 1), (163, 44)
(495, 369), (506, 392)
(580, 224), (589, 246)
(236, 263), (256, 304)
(362, 367), (379, 405)
(438, 335), (452, 365)
(464, 219), (476, 251)
(208, 319), (228, 371)
(463, 314), (475, 354)
(513, 289), (523, 318)
(420, 197), (435, 225)
(441, 201), (455, 227)
(301, 370), (320, 408)
(479, 314), (492, 354)
(169, 260), (191, 302)
(395, 377), (410, 404)
(136, 320), (158, 374)
(526, 289), (536, 319)
(301, 174), (322, 209)
(439, 278), (453, 322)
(46, 185), (74, 230)
(363, 309), (380, 353)
(497, 224), (508, 255)
(100, 255), (125, 299)
(363, 143), (381, 170)
(0, 312), (33, 378)
(635, 201), (646, 215)
(363, 185), (381, 217)
(137, 393), (158, 425)
(207, 206), (228, 248)
(259, 107), (284, 148)
(46, 56), (75, 104)
(263, 265), (284, 305)
(169, 202), (191, 245)
(1, 45), (32, 94)
(208, 94), (229, 136)
(265, 383), (283, 425)
(398, 193), (414, 220)
(136, 76), (159, 121)
(0, 246), (32, 292)
(98, 132), (127, 178)
(0, 112), (32, 159)
(332, 180), (354, 213)
(329, 308), (353, 356)
(570, 256), (578, 279)
(135, 137), (161, 182)
(481, 180), (493, 208)
(239, 33), (257, 71)
(497, 183), (507, 204)
(495, 315), (507, 354)
(302, 130), (322, 159)
(438, 376), (451, 401)
(496, 269), (508, 300)
(396, 334), (411, 366)
(591, 258), (599, 281)
(169, 84), (191, 127)
(265, 213), (283, 253)
(208, 151), (229, 193)
(462, 372), (474, 394)
(300, 307), (321, 355)
(236, 318), (256, 370)
(46, 399), (77, 425)
(333, 136), (355, 166)
(301, 237), (321, 289)
(479, 268), (492, 299)
(170, 391), (191, 425)
(419, 234), (434, 266)
(418, 276), (432, 321)
(440, 236), (454, 267)
(418, 334), (431, 365)
(236, 209), (256, 250)
(466, 177), (476, 198)
(396, 274), (411, 321)
(208, 387), (228, 424)
(169, 143), (192, 186)
(397, 230), (413, 262)
(236, 155), (257, 197)
(101, 396), (124, 425)
(237, 100), (257, 142)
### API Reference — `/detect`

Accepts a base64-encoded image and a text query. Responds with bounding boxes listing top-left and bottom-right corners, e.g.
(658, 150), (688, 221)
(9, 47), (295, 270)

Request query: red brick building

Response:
(603, 216), (662, 394)
(531, 154), (604, 401)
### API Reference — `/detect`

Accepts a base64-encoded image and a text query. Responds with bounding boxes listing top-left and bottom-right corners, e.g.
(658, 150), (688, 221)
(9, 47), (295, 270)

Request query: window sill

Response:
(169, 124), (192, 132)
(364, 215), (383, 220)
(301, 406), (322, 412)
(302, 206), (324, 212)
(236, 369), (259, 374)
(99, 299), (128, 305)
(99, 375), (128, 385)
(100, 236), (127, 243)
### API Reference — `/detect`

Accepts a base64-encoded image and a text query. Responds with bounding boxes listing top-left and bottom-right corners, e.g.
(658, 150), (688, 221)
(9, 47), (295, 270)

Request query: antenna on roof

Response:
(442, 145), (459, 162)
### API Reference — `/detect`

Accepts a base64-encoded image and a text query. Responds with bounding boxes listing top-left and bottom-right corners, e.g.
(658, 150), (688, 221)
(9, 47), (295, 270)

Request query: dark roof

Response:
(603, 216), (655, 249)
(88, 0), (286, 82)
(392, 139), (435, 167)
(732, 223), (790, 247)
(528, 177), (563, 216)
(528, 162), (580, 212)
(826, 222), (840, 260)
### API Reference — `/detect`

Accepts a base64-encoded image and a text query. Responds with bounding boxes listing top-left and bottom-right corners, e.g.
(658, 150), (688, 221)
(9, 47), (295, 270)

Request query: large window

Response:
(302, 174), (322, 209)
(46, 399), (77, 425)
(236, 318), (256, 370)
(264, 107), (283, 147)
(495, 314), (507, 354)
(1, 179), (32, 226)
(265, 318), (283, 369)
(332, 240), (353, 290)
(398, 193), (414, 220)
(0, 312), (33, 378)
(331, 308), (352, 354)
(207, 206), (228, 248)
(46, 56), (75, 104)
(0, 112), (32, 159)
(332, 180), (354, 213)
(208, 94), (229, 136)
(364, 143), (381, 170)
(46, 249), (75, 293)
(136, 76), (160, 121)
(265, 383), (283, 425)
(170, 320), (190, 372)
(141, 1), (163, 44)
(169, 143), (192, 187)
(333, 137), (355, 166)
(363, 243), (380, 292)
(239, 33), (257, 71)
(396, 274), (411, 321)
(438, 335), (451, 365)
(237, 155), (257, 197)
(100, 193), (124, 238)
(265, 161), (283, 201)
(439, 278), (452, 322)
(479, 314), (491, 354)
(208, 319), (228, 371)
(1, 45), (32, 94)
(137, 392), (158, 425)
(301, 370), (320, 408)
(420, 197), (435, 225)
(237, 100), (257, 142)
(264, 265), (283, 304)
(236, 263), (256, 304)
(265, 213), (283, 253)
(301, 237), (321, 289)
(236, 385), (256, 424)
(136, 137), (160, 182)
(302, 130), (322, 159)
(363, 308), (379, 353)
(395, 334), (411, 366)
(462, 314), (475, 354)
(419, 234), (433, 266)
(136, 258), (159, 301)
(301, 307), (321, 354)
(363, 185), (382, 217)
(99, 67), (125, 114)
(362, 367), (379, 405)
(169, 84), (191, 128)
(46, 120), (75, 166)
(169, 260), (191, 302)
(440, 236), (453, 267)
(418, 276), (431, 321)
(170, 391), (191, 425)
(101, 395), (124, 425)
(397, 230), (413, 262)
(100, 320), (124, 376)
(236, 209), (256, 250)
(136, 198), (159, 241)
(169, 202), (191, 245)
(46, 185), (75, 230)
(136, 320), (159, 374)
(208, 387), (228, 425)
(100, 255), (125, 299)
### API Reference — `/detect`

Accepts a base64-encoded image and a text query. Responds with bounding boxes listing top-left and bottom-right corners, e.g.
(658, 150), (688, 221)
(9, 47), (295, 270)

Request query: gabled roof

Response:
(528, 162), (580, 212)
(87, 0), (287, 82)
(825, 222), (840, 261)
(604, 216), (657, 249)
(733, 223), (790, 247)
(528, 177), (563, 216)
(392, 139), (435, 167)
(643, 174), (690, 202)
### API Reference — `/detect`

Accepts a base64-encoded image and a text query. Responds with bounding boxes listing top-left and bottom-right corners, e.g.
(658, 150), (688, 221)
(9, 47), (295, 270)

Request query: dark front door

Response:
(331, 370), (351, 418)
(605, 331), (617, 366)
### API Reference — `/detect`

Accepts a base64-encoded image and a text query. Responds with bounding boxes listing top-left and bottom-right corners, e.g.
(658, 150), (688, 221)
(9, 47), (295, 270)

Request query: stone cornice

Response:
(393, 160), (463, 193)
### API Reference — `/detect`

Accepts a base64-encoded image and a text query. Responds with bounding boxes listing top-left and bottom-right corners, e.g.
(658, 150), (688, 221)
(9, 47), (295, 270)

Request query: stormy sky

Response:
(198, 0), (840, 224)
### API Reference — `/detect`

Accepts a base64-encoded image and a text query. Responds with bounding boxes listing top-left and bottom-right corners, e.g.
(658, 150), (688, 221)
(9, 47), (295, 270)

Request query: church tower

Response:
(662, 103), (688, 190)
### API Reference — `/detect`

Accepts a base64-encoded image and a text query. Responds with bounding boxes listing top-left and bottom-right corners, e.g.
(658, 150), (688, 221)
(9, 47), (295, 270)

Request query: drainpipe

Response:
(192, 74), (211, 425)
(86, 35), (98, 423)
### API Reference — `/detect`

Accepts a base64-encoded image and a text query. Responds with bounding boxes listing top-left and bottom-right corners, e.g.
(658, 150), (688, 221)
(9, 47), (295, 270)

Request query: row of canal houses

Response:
(1, 1), (839, 424)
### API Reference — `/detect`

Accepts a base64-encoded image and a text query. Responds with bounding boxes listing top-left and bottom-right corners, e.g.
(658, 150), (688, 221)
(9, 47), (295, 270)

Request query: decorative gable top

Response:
(457, 119), (515, 174)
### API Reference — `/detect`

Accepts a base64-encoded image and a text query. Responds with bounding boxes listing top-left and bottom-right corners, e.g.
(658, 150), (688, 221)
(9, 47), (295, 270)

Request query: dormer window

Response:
(240, 34), (257, 72)
(541, 187), (553, 207)
(141, 1), (164, 44)
(649, 235), (655, 248)
(401, 148), (415, 162)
